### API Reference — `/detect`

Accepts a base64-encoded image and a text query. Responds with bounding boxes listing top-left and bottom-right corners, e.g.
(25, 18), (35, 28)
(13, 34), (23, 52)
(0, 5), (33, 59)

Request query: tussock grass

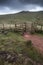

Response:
(0, 32), (43, 65)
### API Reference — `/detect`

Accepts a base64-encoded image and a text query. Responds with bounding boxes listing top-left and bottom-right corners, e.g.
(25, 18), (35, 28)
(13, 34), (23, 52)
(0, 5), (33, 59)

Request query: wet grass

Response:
(0, 32), (43, 65)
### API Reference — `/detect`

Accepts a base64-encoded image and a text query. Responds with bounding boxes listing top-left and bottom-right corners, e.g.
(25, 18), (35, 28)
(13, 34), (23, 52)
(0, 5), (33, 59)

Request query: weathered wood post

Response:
(24, 22), (27, 32)
(22, 22), (27, 35)
(15, 23), (17, 29)
(31, 22), (35, 34)
(3, 24), (4, 30)
(10, 21), (12, 31)
(41, 25), (42, 31)
(14, 23), (17, 32)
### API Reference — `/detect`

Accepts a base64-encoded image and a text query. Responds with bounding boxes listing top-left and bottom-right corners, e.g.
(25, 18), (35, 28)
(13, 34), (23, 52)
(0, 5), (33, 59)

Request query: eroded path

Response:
(24, 33), (43, 53)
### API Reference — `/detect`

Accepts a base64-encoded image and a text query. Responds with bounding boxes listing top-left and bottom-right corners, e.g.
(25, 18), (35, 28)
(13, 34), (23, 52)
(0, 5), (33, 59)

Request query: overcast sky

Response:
(0, 0), (43, 15)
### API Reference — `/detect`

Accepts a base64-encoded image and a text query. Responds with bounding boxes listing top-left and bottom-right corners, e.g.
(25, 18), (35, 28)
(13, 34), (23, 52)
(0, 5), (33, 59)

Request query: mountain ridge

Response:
(0, 11), (43, 23)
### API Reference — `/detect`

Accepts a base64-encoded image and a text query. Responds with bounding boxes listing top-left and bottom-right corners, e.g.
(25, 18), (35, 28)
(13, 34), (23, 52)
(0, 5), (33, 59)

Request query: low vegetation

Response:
(0, 32), (43, 65)
(0, 11), (43, 65)
(0, 11), (43, 23)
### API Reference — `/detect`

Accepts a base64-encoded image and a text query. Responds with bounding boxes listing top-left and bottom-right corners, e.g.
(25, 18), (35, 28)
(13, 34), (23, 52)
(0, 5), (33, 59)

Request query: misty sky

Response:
(0, 0), (43, 15)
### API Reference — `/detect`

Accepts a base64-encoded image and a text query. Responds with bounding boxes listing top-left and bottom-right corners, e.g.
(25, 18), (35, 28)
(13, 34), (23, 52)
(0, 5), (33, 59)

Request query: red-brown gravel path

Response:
(24, 33), (43, 53)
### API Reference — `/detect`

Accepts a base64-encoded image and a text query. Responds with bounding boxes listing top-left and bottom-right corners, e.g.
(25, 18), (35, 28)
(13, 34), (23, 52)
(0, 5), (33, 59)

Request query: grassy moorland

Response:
(0, 11), (43, 65)
(0, 32), (43, 65)
(0, 11), (43, 23)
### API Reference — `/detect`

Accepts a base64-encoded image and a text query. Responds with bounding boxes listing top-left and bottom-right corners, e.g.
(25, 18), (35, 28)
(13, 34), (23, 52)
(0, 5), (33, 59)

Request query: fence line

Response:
(0, 22), (43, 33)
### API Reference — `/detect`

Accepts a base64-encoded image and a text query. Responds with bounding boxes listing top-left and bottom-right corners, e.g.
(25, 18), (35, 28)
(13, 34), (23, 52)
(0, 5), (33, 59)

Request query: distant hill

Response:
(0, 11), (43, 24)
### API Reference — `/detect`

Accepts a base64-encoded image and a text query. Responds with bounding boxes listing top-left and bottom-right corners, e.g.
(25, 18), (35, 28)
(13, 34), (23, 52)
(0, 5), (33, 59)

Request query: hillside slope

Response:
(0, 11), (43, 23)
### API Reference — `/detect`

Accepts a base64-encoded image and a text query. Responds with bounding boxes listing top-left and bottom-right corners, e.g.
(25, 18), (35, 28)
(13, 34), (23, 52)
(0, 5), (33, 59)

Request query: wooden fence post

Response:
(24, 22), (27, 32)
(15, 23), (17, 29)
(31, 22), (35, 34)
(3, 24), (4, 30)
(14, 23), (17, 32)
(41, 25), (42, 31)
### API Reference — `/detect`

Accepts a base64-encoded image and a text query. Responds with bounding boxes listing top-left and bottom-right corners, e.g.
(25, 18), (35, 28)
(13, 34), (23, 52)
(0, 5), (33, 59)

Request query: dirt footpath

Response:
(24, 33), (43, 53)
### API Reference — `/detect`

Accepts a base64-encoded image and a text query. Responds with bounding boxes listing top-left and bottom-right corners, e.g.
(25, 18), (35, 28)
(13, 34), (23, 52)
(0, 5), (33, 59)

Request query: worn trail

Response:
(24, 33), (43, 53)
